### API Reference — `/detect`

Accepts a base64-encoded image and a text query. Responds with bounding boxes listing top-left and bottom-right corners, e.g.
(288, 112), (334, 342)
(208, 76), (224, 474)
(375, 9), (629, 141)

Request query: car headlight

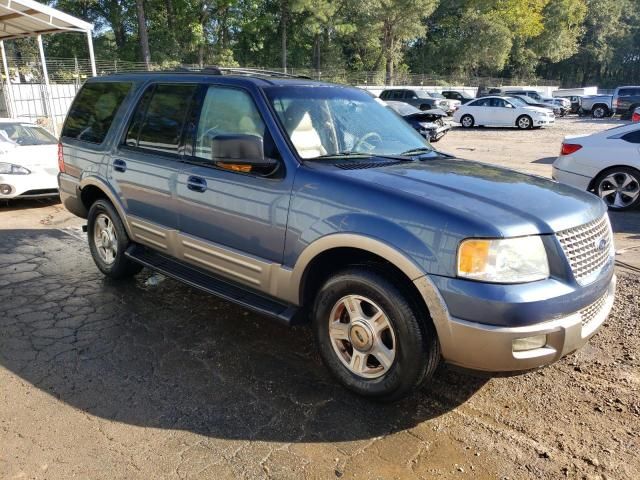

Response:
(457, 236), (549, 283)
(0, 162), (30, 175)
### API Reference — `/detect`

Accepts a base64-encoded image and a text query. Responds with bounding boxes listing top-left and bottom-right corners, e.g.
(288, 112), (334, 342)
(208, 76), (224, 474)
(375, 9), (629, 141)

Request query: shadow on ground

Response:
(531, 156), (556, 164)
(610, 209), (640, 238)
(0, 229), (488, 443)
(0, 196), (61, 211)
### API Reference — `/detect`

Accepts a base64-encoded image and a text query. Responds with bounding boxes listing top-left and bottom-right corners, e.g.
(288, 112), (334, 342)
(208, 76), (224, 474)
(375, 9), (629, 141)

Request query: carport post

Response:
(86, 31), (97, 77)
(0, 41), (15, 118)
(37, 34), (58, 136)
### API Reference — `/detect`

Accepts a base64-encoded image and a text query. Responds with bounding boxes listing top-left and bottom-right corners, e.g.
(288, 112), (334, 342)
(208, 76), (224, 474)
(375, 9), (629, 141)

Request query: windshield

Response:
(415, 90), (432, 99)
(0, 123), (57, 146)
(266, 86), (432, 159)
(514, 95), (536, 105)
(428, 92), (445, 99)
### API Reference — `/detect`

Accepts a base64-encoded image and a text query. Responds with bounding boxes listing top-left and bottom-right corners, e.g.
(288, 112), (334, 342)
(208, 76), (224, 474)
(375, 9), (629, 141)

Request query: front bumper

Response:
(534, 116), (555, 126)
(439, 275), (616, 371)
(0, 171), (59, 199)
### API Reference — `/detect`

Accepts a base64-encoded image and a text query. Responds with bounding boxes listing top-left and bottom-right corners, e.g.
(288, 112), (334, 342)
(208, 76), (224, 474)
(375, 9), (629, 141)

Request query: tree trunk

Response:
(165, 0), (175, 31)
(280, 0), (288, 73)
(385, 55), (394, 86)
(135, 0), (151, 70)
(383, 22), (394, 85)
(313, 33), (321, 72)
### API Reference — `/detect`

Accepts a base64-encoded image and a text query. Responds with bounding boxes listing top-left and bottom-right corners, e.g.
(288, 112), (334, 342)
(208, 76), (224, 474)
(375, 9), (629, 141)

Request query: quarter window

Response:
(62, 82), (132, 144)
(125, 84), (197, 154)
(621, 130), (640, 143)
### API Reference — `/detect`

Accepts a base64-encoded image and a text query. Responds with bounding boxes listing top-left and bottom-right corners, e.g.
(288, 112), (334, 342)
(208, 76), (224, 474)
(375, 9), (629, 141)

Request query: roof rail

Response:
(110, 66), (312, 80)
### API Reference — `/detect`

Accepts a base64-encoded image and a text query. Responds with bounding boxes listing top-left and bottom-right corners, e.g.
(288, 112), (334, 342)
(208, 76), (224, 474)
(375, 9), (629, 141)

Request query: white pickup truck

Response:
(579, 94), (613, 118)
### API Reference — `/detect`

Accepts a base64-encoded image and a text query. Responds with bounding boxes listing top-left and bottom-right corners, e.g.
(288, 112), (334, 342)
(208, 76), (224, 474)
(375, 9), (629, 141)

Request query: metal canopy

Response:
(0, 0), (96, 134)
(0, 0), (93, 41)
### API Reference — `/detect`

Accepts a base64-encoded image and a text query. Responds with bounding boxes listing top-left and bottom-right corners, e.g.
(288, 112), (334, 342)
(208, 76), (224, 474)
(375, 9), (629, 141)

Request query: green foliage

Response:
(5, 0), (633, 86)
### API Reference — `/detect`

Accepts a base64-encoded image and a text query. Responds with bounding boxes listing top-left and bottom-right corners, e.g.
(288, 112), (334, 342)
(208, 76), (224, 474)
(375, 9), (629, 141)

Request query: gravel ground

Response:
(0, 117), (638, 479)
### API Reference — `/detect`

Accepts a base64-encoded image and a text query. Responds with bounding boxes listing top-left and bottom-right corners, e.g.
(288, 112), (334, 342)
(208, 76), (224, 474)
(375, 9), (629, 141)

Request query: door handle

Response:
(113, 159), (127, 172)
(187, 175), (207, 193)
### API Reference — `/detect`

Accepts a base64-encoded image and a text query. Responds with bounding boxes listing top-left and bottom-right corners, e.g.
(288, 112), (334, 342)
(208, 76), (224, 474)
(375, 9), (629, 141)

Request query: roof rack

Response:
(154, 66), (312, 80)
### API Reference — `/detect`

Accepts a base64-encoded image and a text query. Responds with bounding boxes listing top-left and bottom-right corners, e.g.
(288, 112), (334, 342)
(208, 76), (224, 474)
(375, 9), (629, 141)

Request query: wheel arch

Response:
(79, 177), (133, 237)
(587, 164), (640, 192)
(288, 234), (451, 342)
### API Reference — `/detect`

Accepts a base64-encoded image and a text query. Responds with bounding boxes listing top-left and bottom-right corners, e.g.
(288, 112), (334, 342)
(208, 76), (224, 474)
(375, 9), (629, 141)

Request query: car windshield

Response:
(514, 95), (536, 105)
(414, 90), (432, 99)
(266, 86), (432, 159)
(428, 92), (445, 99)
(0, 122), (57, 146)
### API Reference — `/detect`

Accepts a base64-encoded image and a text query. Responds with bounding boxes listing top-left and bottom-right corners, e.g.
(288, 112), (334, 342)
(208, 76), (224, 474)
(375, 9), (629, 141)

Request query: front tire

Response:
(87, 199), (143, 278)
(460, 114), (474, 128)
(594, 167), (640, 211)
(312, 268), (440, 401)
(516, 115), (533, 129)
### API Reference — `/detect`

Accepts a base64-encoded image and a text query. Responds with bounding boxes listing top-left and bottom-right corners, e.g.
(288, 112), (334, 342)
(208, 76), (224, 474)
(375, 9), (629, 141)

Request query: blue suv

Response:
(58, 69), (616, 400)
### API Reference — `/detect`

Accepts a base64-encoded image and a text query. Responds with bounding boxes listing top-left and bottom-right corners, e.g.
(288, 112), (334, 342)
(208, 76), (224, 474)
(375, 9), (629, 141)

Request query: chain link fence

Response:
(0, 55), (561, 132)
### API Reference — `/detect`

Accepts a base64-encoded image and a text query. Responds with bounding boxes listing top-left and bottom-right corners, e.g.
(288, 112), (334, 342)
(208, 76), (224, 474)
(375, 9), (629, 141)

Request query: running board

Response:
(125, 245), (300, 326)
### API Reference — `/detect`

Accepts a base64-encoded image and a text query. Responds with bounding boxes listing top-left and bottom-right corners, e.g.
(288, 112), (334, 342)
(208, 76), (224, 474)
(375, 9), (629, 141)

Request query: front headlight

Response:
(0, 162), (30, 175)
(457, 236), (549, 283)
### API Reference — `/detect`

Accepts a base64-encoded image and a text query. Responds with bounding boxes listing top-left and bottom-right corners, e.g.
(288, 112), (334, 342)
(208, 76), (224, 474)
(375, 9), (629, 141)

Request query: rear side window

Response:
(125, 84), (197, 155)
(621, 130), (640, 143)
(62, 82), (132, 144)
(469, 98), (489, 107)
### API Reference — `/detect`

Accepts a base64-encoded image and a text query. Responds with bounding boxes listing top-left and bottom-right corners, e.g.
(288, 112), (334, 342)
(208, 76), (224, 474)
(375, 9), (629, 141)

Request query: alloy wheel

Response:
(598, 171), (640, 208)
(328, 295), (396, 379)
(93, 213), (118, 264)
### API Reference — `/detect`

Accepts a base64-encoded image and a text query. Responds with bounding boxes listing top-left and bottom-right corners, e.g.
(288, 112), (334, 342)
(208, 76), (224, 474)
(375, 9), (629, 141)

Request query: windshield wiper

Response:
(310, 151), (413, 162)
(400, 147), (434, 156)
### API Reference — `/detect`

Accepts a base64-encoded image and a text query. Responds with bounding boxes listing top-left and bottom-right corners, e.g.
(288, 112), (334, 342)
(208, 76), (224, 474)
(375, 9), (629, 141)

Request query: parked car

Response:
(632, 106), (640, 122)
(612, 86), (640, 118)
(579, 94), (613, 118)
(510, 94), (562, 116)
(548, 98), (571, 116)
(427, 91), (461, 114)
(554, 123), (640, 210)
(59, 71), (615, 400)
(453, 96), (555, 129)
(503, 89), (566, 114)
(441, 90), (474, 104)
(379, 89), (459, 114)
(554, 95), (582, 114)
(0, 119), (59, 200)
(385, 101), (450, 142)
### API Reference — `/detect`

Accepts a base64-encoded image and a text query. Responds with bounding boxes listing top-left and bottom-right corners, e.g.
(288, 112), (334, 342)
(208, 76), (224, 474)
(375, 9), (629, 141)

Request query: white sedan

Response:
(452, 96), (555, 129)
(553, 123), (640, 210)
(0, 119), (59, 200)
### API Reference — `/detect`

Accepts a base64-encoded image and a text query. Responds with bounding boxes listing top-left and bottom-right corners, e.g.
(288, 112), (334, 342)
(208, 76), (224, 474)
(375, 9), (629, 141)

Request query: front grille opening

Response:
(556, 215), (613, 286)
(19, 189), (59, 196)
(580, 292), (608, 328)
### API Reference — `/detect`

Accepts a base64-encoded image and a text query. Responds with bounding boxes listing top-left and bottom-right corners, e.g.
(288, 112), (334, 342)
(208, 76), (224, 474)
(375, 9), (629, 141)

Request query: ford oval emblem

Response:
(595, 238), (607, 252)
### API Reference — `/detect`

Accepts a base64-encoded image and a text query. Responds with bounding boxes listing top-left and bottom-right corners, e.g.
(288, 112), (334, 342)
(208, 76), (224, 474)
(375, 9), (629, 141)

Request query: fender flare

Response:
(285, 233), (452, 343)
(79, 176), (134, 238)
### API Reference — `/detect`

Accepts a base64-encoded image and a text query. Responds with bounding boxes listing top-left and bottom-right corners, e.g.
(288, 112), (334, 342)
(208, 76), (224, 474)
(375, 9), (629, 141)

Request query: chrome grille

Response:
(580, 292), (608, 328)
(556, 215), (613, 285)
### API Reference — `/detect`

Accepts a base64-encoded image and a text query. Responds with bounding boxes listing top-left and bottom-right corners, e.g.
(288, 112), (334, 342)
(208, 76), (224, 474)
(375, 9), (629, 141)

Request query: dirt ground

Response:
(0, 117), (638, 479)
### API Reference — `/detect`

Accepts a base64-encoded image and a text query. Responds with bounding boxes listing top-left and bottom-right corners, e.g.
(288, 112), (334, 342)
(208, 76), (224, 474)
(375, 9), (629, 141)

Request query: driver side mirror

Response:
(210, 134), (279, 174)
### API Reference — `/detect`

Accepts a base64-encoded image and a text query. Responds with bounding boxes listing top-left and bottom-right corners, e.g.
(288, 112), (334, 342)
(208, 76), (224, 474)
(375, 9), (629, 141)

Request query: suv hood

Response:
(332, 157), (604, 237)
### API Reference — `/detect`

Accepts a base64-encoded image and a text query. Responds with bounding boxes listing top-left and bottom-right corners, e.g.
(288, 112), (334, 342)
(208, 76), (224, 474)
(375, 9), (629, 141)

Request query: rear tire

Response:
(593, 167), (640, 211)
(592, 105), (609, 119)
(460, 114), (474, 128)
(312, 268), (440, 401)
(87, 199), (143, 279)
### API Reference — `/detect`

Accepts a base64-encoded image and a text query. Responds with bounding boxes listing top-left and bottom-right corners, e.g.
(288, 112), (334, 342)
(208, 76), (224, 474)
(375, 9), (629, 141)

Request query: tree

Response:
(135, 0), (152, 68)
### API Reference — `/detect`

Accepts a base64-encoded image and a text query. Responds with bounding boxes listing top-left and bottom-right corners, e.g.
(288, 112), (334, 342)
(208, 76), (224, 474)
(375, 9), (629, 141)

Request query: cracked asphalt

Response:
(1, 118), (639, 479)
